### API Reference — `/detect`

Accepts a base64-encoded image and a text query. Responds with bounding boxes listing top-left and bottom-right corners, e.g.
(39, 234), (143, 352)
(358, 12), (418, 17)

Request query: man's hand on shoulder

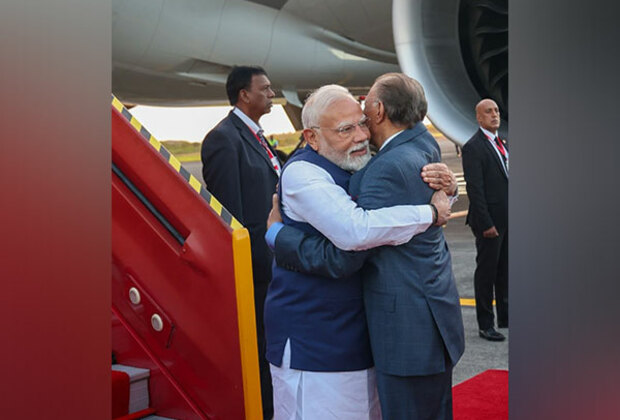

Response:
(482, 226), (499, 238)
(431, 190), (450, 226)
(422, 163), (458, 196)
(267, 193), (282, 229)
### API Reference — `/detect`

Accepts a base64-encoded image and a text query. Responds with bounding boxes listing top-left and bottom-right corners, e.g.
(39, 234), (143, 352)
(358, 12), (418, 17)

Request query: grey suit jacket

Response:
(274, 123), (465, 376)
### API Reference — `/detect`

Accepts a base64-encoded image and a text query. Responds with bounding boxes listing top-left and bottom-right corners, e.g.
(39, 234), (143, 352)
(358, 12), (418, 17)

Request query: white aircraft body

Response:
(112, 0), (507, 144)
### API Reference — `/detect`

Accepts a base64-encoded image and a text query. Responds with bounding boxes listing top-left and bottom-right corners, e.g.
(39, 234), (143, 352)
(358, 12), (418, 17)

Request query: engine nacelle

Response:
(393, 0), (508, 144)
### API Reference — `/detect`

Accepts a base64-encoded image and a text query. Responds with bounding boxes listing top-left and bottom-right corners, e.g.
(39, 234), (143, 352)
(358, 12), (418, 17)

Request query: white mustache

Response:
(349, 141), (369, 154)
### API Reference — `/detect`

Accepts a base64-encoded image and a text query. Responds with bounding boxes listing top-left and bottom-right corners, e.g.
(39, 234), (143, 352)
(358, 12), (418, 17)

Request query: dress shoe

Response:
(479, 327), (505, 341)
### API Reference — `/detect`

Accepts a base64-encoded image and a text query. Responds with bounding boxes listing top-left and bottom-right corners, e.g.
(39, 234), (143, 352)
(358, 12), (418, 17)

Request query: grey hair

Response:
(373, 73), (427, 127)
(301, 84), (358, 129)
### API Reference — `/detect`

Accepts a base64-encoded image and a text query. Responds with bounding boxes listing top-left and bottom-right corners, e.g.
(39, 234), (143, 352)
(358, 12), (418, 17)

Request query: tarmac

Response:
(183, 134), (508, 385)
(436, 136), (509, 385)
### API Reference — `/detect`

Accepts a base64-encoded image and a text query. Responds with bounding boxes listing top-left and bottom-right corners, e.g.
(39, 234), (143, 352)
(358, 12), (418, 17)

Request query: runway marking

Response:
(460, 298), (496, 307)
(460, 298), (476, 306)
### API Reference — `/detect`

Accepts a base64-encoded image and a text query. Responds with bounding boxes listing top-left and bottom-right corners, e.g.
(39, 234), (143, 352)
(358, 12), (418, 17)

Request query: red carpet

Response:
(453, 369), (508, 420)
(111, 370), (130, 418)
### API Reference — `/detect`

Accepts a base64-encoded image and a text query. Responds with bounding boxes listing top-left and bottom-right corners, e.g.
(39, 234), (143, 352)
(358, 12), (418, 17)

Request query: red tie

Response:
(256, 130), (281, 174)
(494, 136), (507, 158)
(494, 136), (508, 173)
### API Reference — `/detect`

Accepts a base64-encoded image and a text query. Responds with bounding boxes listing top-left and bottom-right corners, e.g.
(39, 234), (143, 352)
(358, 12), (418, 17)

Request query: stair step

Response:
(112, 364), (150, 413)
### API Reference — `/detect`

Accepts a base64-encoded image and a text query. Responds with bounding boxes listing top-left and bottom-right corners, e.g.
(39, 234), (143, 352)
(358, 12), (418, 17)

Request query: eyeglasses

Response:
(310, 118), (369, 137)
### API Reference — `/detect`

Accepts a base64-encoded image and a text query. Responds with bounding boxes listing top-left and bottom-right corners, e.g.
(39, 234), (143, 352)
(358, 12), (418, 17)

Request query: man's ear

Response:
(375, 100), (386, 124)
(239, 89), (250, 104)
(303, 129), (320, 151)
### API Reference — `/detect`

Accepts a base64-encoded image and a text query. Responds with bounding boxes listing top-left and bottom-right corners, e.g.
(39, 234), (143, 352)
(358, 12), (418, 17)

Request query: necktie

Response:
(494, 136), (507, 158)
(256, 130), (281, 175)
(494, 136), (508, 172)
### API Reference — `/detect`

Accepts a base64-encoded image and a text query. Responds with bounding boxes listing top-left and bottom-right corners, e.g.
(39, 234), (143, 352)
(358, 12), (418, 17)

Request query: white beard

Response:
(322, 140), (372, 172)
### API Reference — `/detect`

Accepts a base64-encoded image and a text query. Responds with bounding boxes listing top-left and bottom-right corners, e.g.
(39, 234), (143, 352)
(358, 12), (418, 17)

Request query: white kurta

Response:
(280, 159), (433, 250)
(270, 340), (382, 420)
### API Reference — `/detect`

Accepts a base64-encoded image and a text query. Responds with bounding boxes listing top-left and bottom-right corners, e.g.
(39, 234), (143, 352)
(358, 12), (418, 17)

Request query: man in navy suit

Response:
(461, 99), (509, 342)
(268, 73), (465, 419)
(201, 65), (280, 419)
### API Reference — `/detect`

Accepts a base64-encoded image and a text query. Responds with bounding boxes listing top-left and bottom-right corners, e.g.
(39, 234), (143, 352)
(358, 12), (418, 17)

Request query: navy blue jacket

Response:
(201, 111), (280, 288)
(264, 145), (373, 371)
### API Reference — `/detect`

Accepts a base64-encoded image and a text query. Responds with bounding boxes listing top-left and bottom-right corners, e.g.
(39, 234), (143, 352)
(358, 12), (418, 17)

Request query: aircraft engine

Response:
(393, 0), (508, 144)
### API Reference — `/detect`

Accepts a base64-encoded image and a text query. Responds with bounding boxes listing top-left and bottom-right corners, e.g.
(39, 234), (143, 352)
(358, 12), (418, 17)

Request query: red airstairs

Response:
(111, 96), (261, 419)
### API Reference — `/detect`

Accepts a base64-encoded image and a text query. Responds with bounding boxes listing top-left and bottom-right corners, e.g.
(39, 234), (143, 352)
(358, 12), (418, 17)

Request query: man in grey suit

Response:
(267, 73), (465, 419)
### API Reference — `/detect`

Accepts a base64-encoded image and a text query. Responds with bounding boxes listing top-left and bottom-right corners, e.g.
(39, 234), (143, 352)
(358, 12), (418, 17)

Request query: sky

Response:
(129, 103), (435, 144)
(130, 104), (296, 143)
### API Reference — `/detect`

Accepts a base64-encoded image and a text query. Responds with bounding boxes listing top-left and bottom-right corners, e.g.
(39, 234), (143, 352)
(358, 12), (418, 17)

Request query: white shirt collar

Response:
(233, 107), (261, 134)
(379, 129), (405, 151)
(480, 126), (498, 140)
(480, 126), (508, 174)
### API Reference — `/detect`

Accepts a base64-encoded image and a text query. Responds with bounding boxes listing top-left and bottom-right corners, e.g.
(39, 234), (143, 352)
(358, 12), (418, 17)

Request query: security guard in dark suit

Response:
(201, 66), (280, 418)
(462, 98), (508, 342)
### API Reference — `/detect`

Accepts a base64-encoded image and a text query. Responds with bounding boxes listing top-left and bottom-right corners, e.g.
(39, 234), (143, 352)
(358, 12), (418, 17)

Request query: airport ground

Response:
(182, 134), (508, 385)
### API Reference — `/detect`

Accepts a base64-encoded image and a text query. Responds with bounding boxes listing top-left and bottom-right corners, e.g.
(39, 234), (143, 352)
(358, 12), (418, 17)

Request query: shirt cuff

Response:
(449, 189), (459, 206)
(265, 222), (284, 250)
(421, 205), (434, 226)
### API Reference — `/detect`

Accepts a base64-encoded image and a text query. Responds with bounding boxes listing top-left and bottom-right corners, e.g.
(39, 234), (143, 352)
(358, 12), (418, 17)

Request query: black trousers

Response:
(473, 228), (508, 330)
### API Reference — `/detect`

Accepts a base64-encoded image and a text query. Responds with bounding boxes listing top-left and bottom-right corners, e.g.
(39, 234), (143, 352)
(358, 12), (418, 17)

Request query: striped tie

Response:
(257, 130), (281, 175)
